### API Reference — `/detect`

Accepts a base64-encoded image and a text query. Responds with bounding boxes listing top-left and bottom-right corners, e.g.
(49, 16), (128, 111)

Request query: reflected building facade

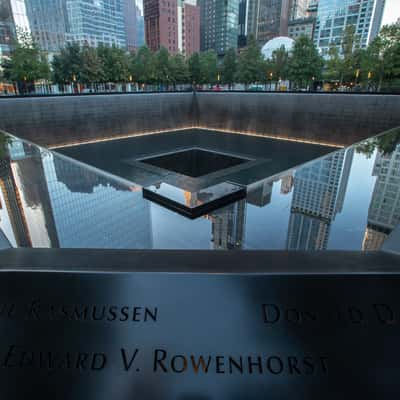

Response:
(286, 149), (353, 250)
(209, 200), (246, 250)
(41, 153), (153, 249)
(363, 145), (400, 250)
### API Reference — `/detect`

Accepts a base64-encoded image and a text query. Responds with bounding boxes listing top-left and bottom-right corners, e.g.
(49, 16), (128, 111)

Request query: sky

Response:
(382, 0), (400, 26)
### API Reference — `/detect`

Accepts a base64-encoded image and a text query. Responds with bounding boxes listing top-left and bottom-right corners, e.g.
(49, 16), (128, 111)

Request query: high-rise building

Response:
(288, 17), (315, 39)
(25, 0), (69, 53)
(313, 0), (385, 57)
(124, 0), (138, 51)
(290, 0), (310, 20)
(177, 0), (200, 57)
(238, 0), (247, 47)
(143, 0), (178, 53)
(0, 0), (30, 59)
(286, 149), (353, 250)
(66, 0), (126, 48)
(362, 146), (400, 250)
(199, 0), (239, 55)
(255, 0), (291, 44)
(136, 4), (145, 47)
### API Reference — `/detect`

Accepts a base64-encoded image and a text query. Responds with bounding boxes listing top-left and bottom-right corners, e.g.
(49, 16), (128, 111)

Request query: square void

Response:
(140, 149), (249, 178)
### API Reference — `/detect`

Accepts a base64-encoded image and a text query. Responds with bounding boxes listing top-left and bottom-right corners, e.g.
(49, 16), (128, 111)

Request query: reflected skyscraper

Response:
(0, 139), (59, 248)
(42, 153), (153, 249)
(286, 149), (354, 250)
(209, 200), (246, 250)
(363, 145), (400, 250)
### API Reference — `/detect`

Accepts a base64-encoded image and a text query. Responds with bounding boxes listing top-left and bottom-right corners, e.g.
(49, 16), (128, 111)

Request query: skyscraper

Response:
(314, 0), (385, 57)
(143, 0), (178, 53)
(124, 0), (138, 51)
(177, 0), (200, 57)
(136, 4), (145, 47)
(66, 0), (126, 48)
(255, 0), (291, 44)
(25, 0), (69, 53)
(290, 0), (310, 20)
(199, 0), (239, 55)
(0, 0), (30, 59)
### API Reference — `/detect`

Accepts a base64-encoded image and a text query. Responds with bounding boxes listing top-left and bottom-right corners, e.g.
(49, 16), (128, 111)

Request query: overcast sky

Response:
(382, 0), (400, 25)
(135, 0), (400, 27)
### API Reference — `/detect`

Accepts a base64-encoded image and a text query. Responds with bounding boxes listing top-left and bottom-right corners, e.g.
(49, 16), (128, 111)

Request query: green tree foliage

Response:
(288, 36), (324, 89)
(199, 50), (218, 84)
(169, 54), (189, 86)
(361, 23), (400, 91)
(188, 52), (201, 84)
(79, 45), (104, 84)
(236, 35), (264, 85)
(97, 44), (129, 82)
(52, 42), (82, 84)
(270, 45), (289, 81)
(130, 46), (155, 84)
(222, 48), (237, 87)
(2, 31), (50, 93)
(154, 47), (171, 85)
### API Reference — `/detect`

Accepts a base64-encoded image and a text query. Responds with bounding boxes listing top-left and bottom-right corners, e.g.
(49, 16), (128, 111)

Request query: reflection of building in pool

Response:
(363, 145), (400, 250)
(184, 189), (246, 250)
(280, 174), (294, 194)
(208, 199), (246, 250)
(41, 153), (153, 249)
(0, 140), (59, 248)
(286, 148), (353, 250)
(247, 180), (273, 207)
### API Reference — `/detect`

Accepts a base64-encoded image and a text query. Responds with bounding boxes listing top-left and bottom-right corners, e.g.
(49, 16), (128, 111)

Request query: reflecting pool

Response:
(0, 128), (399, 251)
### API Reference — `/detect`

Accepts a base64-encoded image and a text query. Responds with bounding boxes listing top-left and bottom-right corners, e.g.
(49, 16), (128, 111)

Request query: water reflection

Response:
(0, 129), (399, 252)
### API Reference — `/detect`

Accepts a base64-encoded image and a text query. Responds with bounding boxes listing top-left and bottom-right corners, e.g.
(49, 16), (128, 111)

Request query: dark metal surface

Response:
(0, 249), (400, 399)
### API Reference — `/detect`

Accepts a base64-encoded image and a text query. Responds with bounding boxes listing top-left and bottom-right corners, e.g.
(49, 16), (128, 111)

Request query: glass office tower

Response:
(0, 0), (30, 59)
(66, 0), (126, 48)
(25, 0), (69, 53)
(314, 0), (385, 57)
(199, 0), (239, 55)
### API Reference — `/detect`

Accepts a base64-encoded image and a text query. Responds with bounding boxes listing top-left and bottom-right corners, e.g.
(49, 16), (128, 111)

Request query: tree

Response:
(2, 31), (50, 93)
(236, 35), (264, 86)
(154, 47), (171, 86)
(97, 44), (129, 83)
(222, 48), (237, 88)
(170, 54), (189, 87)
(288, 36), (324, 89)
(200, 50), (218, 84)
(80, 44), (104, 85)
(188, 52), (201, 84)
(270, 45), (289, 81)
(130, 46), (155, 85)
(52, 42), (82, 85)
(361, 23), (400, 91)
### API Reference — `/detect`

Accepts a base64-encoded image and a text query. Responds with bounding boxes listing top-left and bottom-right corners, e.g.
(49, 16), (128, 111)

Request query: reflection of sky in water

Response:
(0, 132), (399, 252)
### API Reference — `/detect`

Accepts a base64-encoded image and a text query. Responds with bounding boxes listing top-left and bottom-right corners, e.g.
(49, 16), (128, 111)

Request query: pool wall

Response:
(0, 92), (399, 147)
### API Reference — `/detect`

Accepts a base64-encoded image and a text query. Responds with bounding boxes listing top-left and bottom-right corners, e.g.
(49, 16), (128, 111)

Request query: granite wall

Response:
(1, 92), (399, 148)
(0, 93), (195, 147)
(195, 92), (400, 147)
